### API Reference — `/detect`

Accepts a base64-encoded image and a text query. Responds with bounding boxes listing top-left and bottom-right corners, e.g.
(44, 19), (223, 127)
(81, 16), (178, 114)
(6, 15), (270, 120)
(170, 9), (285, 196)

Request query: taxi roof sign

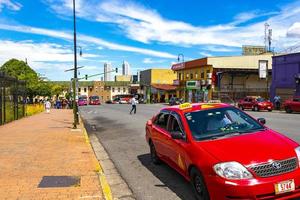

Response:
(179, 103), (192, 110)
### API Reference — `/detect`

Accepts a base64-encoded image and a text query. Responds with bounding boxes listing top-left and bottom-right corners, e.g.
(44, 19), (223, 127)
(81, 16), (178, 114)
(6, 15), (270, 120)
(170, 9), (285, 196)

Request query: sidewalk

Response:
(0, 109), (103, 200)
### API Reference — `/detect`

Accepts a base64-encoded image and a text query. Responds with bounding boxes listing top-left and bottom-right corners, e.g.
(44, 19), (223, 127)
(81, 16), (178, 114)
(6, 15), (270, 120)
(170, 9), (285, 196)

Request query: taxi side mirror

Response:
(257, 118), (266, 125)
(147, 120), (152, 127)
(171, 131), (184, 140)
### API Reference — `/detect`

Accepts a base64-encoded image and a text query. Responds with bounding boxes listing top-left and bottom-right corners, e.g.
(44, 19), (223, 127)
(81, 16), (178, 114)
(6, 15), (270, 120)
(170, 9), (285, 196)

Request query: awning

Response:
(151, 84), (177, 91)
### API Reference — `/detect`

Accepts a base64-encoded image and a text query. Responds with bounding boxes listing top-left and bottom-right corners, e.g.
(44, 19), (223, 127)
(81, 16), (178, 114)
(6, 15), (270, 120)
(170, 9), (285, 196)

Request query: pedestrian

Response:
(45, 99), (51, 114)
(274, 95), (281, 110)
(130, 96), (137, 114)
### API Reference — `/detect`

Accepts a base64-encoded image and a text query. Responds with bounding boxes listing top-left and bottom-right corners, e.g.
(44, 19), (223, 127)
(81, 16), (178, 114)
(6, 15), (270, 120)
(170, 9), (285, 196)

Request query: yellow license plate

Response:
(275, 179), (295, 194)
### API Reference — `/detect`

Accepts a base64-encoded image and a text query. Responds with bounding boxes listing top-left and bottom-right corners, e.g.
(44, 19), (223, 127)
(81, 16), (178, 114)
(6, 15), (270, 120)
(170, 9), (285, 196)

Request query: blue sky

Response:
(0, 0), (300, 80)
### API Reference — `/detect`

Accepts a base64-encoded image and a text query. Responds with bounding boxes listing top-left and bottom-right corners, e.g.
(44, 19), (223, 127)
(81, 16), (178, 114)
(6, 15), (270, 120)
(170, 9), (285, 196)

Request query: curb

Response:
(81, 118), (113, 200)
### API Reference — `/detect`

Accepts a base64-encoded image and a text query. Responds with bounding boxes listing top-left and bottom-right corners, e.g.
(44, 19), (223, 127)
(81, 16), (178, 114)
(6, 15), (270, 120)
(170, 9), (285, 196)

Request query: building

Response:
(171, 53), (273, 102)
(89, 81), (111, 103)
(122, 61), (130, 75)
(115, 75), (132, 82)
(104, 62), (112, 81)
(271, 52), (300, 101)
(140, 69), (177, 103)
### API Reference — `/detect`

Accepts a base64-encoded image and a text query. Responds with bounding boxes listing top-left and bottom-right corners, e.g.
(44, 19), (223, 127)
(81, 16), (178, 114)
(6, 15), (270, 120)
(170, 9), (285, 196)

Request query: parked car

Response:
(283, 96), (300, 113)
(77, 96), (87, 106)
(89, 96), (101, 105)
(145, 102), (300, 199)
(169, 97), (182, 106)
(238, 96), (273, 111)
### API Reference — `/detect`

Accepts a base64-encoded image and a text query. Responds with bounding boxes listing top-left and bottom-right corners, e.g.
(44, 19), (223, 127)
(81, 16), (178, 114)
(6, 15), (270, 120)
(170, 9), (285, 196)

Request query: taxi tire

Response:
(150, 142), (161, 165)
(190, 168), (210, 200)
(254, 106), (259, 112)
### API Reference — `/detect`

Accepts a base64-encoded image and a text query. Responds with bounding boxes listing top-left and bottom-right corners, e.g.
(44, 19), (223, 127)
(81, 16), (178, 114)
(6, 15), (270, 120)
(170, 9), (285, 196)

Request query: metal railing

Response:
(0, 72), (26, 125)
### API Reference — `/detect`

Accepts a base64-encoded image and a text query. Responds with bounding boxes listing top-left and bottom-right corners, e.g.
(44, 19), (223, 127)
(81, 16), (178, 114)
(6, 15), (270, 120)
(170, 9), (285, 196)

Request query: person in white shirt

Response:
(130, 97), (137, 114)
(45, 100), (51, 114)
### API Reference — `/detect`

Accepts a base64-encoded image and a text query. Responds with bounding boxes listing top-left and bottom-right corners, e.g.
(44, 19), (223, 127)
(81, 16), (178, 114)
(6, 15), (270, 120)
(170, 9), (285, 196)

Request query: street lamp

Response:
(72, 0), (79, 129)
(177, 53), (184, 63)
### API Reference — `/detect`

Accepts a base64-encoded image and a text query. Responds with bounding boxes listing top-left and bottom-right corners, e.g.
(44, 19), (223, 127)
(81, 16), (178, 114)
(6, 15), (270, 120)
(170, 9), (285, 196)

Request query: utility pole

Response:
(72, 0), (79, 128)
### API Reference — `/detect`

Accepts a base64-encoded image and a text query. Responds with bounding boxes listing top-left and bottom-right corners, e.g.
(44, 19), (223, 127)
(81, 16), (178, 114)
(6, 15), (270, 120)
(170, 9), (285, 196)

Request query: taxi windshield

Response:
(184, 107), (264, 141)
(91, 96), (99, 100)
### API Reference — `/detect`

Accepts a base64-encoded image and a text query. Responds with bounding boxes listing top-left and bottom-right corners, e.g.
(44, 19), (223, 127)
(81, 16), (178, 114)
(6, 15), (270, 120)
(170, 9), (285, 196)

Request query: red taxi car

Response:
(89, 95), (101, 105)
(283, 97), (300, 113)
(238, 96), (273, 112)
(145, 103), (300, 200)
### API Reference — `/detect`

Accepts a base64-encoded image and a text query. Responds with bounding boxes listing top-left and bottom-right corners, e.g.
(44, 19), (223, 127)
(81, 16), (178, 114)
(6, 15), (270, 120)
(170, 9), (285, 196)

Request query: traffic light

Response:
(85, 74), (88, 80)
(115, 68), (118, 73)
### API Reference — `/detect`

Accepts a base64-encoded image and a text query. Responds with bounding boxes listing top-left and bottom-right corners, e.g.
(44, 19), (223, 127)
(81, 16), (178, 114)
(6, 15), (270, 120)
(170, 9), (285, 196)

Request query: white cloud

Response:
(45, 0), (300, 51)
(0, 40), (99, 70)
(0, 23), (176, 59)
(143, 58), (165, 64)
(202, 45), (239, 52)
(199, 52), (213, 57)
(0, 0), (21, 11)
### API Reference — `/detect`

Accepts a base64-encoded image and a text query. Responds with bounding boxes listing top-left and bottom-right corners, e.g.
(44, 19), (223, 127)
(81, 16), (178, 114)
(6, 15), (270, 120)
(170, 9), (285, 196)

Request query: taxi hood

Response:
(198, 130), (298, 166)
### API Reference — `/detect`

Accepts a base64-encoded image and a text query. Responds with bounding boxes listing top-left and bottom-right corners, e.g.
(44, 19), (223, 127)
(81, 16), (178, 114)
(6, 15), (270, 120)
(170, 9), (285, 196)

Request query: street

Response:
(80, 104), (300, 200)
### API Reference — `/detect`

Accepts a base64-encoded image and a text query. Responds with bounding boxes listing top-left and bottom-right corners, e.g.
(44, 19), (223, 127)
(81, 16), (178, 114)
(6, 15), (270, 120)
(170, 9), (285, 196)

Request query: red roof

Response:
(151, 84), (177, 91)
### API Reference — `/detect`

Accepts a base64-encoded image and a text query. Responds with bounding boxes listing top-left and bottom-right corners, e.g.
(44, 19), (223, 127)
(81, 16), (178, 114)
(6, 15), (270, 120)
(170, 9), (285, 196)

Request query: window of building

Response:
(190, 73), (193, 79)
(201, 72), (204, 79)
(206, 70), (210, 73)
(101, 96), (103, 100)
(89, 87), (92, 92)
(78, 88), (81, 92)
(186, 73), (189, 79)
(195, 73), (198, 79)
(178, 73), (182, 80)
(107, 96), (109, 100)
(118, 88), (120, 92)
(123, 88), (126, 93)
(112, 87), (115, 92)
(84, 88), (87, 92)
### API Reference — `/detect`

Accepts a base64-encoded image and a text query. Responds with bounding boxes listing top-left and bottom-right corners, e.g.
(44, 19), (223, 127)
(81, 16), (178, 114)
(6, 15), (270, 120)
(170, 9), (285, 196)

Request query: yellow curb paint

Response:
(99, 171), (113, 200)
(80, 116), (113, 200)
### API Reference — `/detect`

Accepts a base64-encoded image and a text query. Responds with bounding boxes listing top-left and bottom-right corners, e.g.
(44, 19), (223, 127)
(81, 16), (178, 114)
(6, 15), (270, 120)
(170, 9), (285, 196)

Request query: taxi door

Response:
(167, 112), (189, 176)
(151, 111), (172, 160)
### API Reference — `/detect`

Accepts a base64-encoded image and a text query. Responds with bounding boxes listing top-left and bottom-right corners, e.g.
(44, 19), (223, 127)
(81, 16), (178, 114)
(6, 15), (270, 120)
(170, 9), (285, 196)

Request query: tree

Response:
(1, 59), (45, 99)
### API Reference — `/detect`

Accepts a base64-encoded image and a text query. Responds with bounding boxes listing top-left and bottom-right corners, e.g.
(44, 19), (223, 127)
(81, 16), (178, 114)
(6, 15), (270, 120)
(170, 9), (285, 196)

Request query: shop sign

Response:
(186, 81), (200, 89)
(258, 60), (268, 79)
(173, 79), (180, 86)
(172, 63), (185, 70)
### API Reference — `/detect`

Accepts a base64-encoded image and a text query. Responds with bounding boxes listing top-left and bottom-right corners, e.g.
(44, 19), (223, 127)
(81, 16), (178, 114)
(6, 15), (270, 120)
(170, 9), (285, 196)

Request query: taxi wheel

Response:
(190, 168), (210, 200)
(254, 106), (259, 112)
(285, 106), (292, 113)
(150, 142), (161, 165)
(238, 105), (244, 110)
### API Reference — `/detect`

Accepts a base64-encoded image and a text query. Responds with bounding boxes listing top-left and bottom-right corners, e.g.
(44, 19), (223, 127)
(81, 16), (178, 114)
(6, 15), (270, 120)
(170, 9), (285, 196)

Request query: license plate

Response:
(275, 180), (295, 194)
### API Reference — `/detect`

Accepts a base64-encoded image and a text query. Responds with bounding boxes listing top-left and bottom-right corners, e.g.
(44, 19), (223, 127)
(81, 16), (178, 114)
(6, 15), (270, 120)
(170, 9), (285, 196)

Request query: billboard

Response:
(242, 45), (266, 55)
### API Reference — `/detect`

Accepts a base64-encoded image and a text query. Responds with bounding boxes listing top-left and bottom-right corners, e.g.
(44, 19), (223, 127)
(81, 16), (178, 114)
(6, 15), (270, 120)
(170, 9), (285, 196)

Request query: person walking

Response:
(45, 99), (51, 114)
(274, 95), (281, 110)
(130, 96), (137, 114)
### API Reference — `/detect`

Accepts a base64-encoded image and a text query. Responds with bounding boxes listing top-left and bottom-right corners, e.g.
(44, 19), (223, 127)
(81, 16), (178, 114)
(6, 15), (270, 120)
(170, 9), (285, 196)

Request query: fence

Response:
(0, 72), (26, 125)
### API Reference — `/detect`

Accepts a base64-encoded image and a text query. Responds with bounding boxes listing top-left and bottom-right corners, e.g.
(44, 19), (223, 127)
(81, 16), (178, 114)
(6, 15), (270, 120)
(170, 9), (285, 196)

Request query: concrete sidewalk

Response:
(0, 109), (103, 200)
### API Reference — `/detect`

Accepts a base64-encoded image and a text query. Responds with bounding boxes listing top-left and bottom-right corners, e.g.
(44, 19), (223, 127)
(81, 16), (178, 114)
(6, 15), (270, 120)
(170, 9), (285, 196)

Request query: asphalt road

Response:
(80, 104), (300, 200)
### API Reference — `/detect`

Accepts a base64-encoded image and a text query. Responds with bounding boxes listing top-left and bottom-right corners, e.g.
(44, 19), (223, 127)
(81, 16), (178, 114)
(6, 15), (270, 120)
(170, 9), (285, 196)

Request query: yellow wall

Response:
(151, 69), (177, 84)
(207, 54), (273, 69)
(115, 75), (131, 82)
(176, 65), (213, 81)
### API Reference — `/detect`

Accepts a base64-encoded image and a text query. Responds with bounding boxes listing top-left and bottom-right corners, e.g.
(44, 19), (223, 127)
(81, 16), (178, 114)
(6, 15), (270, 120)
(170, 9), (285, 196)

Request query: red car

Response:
(145, 103), (300, 200)
(89, 96), (101, 105)
(238, 96), (273, 112)
(283, 97), (300, 113)
(77, 96), (87, 106)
